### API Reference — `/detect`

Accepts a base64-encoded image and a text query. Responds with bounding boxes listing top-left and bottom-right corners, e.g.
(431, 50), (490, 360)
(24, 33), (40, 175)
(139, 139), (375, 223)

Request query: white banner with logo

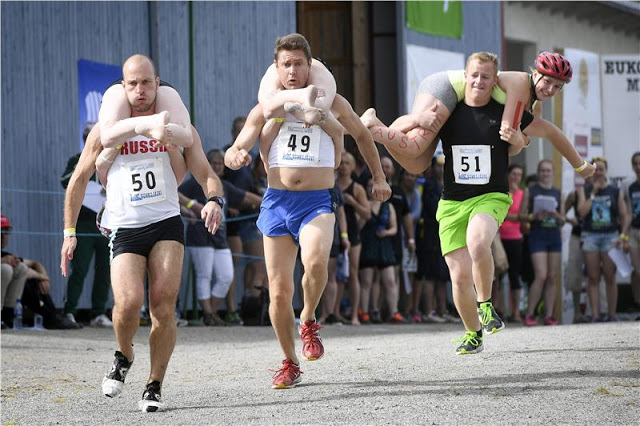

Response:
(562, 48), (603, 180)
(601, 55), (640, 183)
(560, 48), (603, 324)
(405, 45), (464, 114)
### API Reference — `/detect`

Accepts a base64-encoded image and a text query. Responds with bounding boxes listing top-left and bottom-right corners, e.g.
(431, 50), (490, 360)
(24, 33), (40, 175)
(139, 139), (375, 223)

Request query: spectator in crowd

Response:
(520, 174), (538, 294)
(1, 215), (27, 329)
(352, 149), (372, 188)
(380, 156), (414, 322)
(359, 178), (404, 323)
(520, 159), (565, 326)
(1, 215), (79, 329)
(224, 116), (267, 325)
(184, 149), (262, 325)
(61, 122), (113, 327)
(336, 151), (369, 325)
(318, 184), (350, 325)
(414, 156), (453, 323)
(577, 157), (629, 321)
(625, 152), (640, 309)
(499, 164), (525, 322)
(398, 168), (421, 318)
(564, 178), (589, 323)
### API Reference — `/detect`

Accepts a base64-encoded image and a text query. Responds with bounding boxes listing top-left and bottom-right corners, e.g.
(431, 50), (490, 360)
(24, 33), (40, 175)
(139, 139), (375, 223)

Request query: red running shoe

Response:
(544, 316), (559, 326)
(299, 320), (324, 361)
(271, 359), (302, 389)
(523, 315), (538, 327)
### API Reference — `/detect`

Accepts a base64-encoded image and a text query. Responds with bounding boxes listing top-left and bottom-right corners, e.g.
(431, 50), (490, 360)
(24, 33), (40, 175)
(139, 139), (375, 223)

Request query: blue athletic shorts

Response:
(257, 188), (337, 243)
(528, 227), (562, 254)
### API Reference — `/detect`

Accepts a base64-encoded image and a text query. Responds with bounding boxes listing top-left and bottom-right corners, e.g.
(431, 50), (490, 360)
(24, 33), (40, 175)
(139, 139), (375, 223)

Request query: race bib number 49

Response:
(452, 145), (491, 185)
(128, 158), (166, 206)
(278, 122), (321, 166)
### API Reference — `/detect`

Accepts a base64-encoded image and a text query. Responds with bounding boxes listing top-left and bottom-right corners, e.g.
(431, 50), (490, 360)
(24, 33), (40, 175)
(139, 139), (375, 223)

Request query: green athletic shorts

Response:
(436, 192), (512, 256)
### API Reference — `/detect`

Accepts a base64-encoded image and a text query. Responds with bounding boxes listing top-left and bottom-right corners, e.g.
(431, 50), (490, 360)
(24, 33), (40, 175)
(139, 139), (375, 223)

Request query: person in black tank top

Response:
(336, 152), (370, 324)
(577, 157), (629, 321)
(436, 52), (595, 355)
(435, 53), (532, 354)
(625, 152), (640, 309)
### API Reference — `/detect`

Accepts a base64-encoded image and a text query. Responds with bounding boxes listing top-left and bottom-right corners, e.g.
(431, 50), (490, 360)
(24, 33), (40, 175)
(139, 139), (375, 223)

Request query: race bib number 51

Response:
(452, 145), (491, 185)
(278, 122), (321, 166)
(128, 158), (166, 206)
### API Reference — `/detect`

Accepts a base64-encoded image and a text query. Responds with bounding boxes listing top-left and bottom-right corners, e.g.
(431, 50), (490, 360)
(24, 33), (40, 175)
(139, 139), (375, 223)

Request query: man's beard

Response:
(132, 99), (156, 113)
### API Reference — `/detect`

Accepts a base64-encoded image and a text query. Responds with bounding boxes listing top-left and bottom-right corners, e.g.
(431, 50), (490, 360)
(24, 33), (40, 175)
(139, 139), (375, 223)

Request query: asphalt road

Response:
(1, 321), (639, 425)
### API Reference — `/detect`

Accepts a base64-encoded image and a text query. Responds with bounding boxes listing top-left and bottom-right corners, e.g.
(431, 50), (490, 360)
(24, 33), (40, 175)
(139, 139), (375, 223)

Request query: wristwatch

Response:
(207, 196), (225, 209)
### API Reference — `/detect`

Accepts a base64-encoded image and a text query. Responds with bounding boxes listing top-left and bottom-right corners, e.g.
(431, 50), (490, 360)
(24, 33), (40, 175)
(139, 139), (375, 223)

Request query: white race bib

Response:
(278, 122), (321, 166)
(452, 145), (491, 185)
(127, 158), (166, 206)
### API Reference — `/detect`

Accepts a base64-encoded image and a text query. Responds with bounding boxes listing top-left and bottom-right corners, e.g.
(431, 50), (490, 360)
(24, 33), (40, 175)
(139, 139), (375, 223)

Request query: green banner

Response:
(406, 1), (463, 39)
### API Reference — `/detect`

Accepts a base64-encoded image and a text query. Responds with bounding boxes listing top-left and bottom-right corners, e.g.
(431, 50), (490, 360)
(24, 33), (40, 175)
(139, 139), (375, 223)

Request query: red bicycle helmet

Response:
(1, 215), (11, 230)
(535, 51), (573, 82)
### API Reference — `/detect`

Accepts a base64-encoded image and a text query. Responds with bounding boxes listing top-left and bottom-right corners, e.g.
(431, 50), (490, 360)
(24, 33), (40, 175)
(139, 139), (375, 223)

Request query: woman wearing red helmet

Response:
(497, 51), (573, 122)
(361, 51), (583, 175)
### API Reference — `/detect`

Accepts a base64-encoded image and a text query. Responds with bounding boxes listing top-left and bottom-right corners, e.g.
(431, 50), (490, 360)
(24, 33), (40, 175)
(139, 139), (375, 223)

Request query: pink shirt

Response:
(499, 188), (523, 240)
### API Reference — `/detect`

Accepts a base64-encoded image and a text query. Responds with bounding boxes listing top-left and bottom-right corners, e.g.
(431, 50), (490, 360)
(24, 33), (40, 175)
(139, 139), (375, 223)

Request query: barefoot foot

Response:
(304, 85), (319, 108)
(360, 108), (378, 128)
(284, 102), (325, 125)
(135, 111), (172, 142)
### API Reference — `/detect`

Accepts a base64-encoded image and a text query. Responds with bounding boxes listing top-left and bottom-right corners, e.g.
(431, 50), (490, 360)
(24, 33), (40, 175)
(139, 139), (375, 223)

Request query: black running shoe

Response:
(102, 350), (134, 397)
(138, 381), (163, 412)
(478, 302), (505, 335)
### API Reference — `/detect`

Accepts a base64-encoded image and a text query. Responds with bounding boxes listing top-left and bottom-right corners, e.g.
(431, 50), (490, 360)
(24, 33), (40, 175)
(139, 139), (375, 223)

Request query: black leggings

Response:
(501, 238), (523, 290)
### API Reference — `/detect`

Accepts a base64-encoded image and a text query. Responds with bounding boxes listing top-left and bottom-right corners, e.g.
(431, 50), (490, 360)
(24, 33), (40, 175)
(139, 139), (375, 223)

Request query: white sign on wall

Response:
(562, 48), (603, 194)
(405, 44), (465, 114)
(601, 54), (640, 183)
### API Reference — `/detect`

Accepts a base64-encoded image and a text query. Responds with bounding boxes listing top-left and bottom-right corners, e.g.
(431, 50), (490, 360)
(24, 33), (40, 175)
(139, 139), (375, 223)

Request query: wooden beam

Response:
(351, 1), (370, 115)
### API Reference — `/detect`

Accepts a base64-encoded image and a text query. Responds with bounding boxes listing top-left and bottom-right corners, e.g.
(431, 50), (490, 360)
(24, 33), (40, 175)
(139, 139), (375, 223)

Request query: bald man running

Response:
(62, 54), (224, 413)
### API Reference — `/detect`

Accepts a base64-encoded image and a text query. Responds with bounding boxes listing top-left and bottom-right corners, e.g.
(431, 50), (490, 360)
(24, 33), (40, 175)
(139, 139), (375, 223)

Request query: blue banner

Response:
(77, 59), (121, 151)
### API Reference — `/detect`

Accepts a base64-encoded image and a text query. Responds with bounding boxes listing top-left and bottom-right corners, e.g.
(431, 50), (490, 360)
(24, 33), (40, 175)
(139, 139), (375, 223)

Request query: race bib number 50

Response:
(278, 122), (321, 166)
(452, 145), (491, 185)
(128, 158), (166, 206)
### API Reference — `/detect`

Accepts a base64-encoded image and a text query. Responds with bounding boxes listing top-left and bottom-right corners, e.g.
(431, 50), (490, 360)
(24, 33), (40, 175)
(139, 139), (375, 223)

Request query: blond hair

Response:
(465, 52), (499, 73)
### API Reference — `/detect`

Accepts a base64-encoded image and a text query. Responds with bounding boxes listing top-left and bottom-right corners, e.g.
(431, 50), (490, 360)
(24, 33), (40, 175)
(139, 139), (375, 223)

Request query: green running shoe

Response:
(454, 331), (484, 355)
(478, 302), (505, 335)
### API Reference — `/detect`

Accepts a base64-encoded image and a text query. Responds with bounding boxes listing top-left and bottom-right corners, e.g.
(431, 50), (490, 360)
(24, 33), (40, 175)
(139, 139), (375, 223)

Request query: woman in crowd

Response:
(358, 178), (402, 324)
(577, 157), (629, 322)
(498, 164), (525, 322)
(520, 160), (565, 326)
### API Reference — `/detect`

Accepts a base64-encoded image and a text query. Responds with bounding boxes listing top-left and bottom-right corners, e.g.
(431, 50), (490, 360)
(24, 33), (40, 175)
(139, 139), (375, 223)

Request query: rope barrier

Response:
(2, 187), (260, 223)
(2, 188), (66, 195)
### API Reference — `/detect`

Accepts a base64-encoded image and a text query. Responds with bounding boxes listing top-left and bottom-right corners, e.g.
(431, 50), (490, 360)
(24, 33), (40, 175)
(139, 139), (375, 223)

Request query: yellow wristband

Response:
(574, 160), (589, 172)
(340, 232), (348, 240)
(620, 233), (629, 241)
(273, 117), (285, 123)
(186, 199), (196, 209)
(63, 228), (76, 238)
